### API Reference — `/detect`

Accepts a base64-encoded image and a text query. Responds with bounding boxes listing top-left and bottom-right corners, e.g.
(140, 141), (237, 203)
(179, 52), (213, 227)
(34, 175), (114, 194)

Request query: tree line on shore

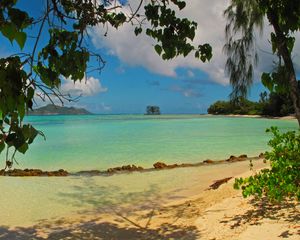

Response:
(207, 89), (295, 117)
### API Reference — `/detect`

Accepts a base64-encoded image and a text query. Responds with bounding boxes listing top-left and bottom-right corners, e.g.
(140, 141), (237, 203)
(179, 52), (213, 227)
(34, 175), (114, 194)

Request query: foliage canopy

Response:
(207, 90), (295, 117)
(224, 0), (300, 125)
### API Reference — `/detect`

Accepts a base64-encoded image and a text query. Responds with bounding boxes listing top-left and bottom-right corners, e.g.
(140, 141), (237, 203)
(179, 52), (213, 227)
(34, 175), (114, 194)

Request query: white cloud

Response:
(169, 85), (202, 98)
(31, 76), (107, 109)
(91, 0), (300, 85)
(61, 76), (107, 97)
(100, 103), (112, 111)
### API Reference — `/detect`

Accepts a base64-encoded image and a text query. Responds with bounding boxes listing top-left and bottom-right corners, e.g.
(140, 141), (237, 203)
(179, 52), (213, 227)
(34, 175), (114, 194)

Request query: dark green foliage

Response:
(224, 0), (300, 99)
(262, 92), (294, 117)
(207, 101), (234, 115)
(224, 0), (264, 100)
(261, 65), (290, 94)
(224, 0), (300, 126)
(0, 0), (209, 168)
(208, 92), (295, 117)
(260, 65), (298, 116)
(207, 98), (262, 115)
(145, 106), (161, 115)
(234, 127), (300, 202)
(143, 2), (212, 61)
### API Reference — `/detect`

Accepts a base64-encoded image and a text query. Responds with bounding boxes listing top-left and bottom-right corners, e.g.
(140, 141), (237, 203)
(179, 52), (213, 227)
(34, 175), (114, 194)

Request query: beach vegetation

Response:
(224, 0), (300, 126)
(234, 127), (300, 202)
(207, 90), (295, 117)
(207, 98), (262, 115)
(225, 0), (300, 202)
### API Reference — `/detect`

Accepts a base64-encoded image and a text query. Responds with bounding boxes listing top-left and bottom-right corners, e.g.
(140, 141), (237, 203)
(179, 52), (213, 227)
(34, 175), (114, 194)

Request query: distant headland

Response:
(28, 104), (92, 115)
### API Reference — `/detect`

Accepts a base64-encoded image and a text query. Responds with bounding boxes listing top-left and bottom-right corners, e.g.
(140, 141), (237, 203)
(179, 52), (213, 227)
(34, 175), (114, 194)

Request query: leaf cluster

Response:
(224, 0), (300, 101)
(0, 0), (32, 49)
(234, 127), (300, 202)
(136, 1), (212, 61)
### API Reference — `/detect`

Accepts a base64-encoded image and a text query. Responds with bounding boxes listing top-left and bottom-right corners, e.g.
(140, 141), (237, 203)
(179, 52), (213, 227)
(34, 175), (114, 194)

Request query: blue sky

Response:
(2, 0), (300, 114)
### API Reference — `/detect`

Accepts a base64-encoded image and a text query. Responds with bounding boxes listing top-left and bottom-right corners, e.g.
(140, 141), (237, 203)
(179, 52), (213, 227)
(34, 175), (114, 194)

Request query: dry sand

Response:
(1, 162), (299, 240)
(221, 114), (296, 120)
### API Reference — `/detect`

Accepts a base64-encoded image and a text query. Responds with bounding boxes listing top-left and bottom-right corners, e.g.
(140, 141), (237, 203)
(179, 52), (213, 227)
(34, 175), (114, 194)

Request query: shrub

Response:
(234, 127), (300, 202)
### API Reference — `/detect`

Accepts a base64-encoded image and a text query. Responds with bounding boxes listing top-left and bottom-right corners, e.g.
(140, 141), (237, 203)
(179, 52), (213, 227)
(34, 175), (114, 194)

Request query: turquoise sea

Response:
(19, 114), (298, 172)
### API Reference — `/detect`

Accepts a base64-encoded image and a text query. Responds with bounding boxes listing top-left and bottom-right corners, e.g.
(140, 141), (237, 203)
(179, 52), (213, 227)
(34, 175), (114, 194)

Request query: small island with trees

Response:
(145, 105), (161, 115)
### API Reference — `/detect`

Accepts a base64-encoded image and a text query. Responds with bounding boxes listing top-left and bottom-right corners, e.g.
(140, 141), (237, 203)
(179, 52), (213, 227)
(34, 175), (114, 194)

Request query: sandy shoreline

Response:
(1, 159), (299, 239)
(212, 114), (297, 120)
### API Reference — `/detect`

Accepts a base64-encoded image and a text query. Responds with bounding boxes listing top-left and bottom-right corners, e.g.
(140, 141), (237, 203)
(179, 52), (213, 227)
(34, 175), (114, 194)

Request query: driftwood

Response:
(207, 177), (233, 190)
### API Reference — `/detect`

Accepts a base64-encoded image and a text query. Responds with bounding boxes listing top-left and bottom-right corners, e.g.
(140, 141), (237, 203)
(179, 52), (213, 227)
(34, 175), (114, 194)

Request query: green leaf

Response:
(177, 1), (186, 10)
(28, 128), (38, 144)
(27, 87), (34, 100)
(18, 143), (28, 154)
(286, 37), (295, 54)
(18, 104), (25, 120)
(270, 33), (277, 53)
(22, 125), (31, 139)
(0, 141), (5, 153)
(8, 8), (30, 29)
(5, 133), (16, 147)
(261, 72), (273, 92)
(134, 27), (142, 36)
(0, 23), (17, 43)
(154, 44), (162, 55)
(15, 31), (27, 49)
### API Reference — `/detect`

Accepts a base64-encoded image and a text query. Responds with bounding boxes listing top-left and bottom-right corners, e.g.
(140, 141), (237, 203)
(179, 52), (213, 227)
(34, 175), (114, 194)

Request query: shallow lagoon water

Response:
(19, 115), (297, 171)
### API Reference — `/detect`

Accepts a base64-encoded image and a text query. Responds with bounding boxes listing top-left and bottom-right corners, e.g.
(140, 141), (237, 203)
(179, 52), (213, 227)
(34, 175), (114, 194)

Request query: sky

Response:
(2, 0), (300, 114)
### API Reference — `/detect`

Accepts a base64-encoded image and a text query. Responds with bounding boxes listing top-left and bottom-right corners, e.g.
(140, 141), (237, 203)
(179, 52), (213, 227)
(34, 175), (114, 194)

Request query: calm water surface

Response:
(18, 114), (298, 172)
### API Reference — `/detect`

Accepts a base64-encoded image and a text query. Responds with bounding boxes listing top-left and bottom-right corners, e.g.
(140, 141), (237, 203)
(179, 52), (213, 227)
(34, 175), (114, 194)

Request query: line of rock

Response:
(0, 153), (265, 177)
(0, 168), (68, 176)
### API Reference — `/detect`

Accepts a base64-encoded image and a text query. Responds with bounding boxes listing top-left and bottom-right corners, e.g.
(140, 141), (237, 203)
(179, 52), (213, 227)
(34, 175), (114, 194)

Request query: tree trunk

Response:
(267, 12), (300, 126)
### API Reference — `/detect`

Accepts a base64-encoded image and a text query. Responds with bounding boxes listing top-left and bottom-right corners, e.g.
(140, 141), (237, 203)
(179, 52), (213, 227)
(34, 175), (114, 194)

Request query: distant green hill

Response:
(28, 104), (92, 115)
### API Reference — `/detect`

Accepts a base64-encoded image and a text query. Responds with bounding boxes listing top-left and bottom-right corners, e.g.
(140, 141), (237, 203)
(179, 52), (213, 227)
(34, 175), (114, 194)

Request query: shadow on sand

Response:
(0, 221), (200, 240)
(0, 177), (201, 239)
(219, 197), (300, 238)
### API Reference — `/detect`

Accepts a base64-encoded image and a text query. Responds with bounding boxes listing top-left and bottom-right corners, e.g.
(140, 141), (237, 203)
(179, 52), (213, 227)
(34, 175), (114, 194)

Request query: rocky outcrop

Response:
(203, 159), (216, 164)
(107, 165), (143, 173)
(259, 152), (265, 158)
(153, 162), (199, 169)
(76, 170), (101, 176)
(226, 154), (248, 162)
(0, 168), (68, 176)
(153, 162), (168, 169)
